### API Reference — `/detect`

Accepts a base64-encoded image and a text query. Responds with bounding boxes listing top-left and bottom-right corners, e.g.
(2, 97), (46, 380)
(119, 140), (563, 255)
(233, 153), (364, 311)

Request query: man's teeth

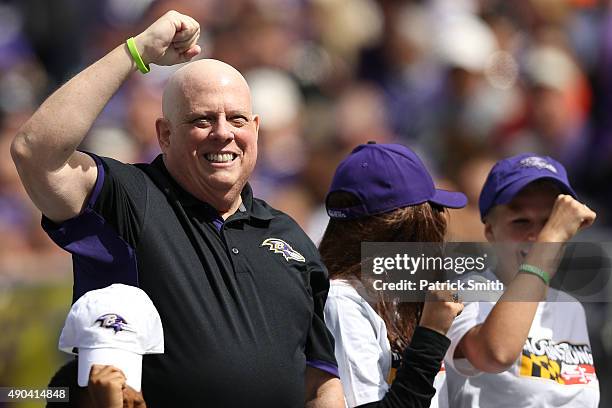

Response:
(205, 153), (235, 163)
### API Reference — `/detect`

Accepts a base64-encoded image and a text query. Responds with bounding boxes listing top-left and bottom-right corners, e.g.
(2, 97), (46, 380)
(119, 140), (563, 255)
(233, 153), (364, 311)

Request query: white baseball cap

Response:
(58, 284), (164, 391)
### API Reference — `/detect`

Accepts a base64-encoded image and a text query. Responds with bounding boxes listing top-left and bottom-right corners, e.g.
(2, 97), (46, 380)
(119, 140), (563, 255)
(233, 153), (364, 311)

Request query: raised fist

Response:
(133, 10), (201, 67)
(538, 195), (596, 243)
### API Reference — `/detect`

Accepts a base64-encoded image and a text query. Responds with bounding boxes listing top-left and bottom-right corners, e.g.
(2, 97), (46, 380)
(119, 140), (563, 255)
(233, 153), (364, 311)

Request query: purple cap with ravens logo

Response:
(326, 142), (467, 219)
(479, 153), (577, 220)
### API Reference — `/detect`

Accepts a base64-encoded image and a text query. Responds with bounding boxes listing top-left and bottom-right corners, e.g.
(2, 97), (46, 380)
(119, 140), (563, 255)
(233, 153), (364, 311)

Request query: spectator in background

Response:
(496, 43), (591, 173)
(445, 154), (497, 242)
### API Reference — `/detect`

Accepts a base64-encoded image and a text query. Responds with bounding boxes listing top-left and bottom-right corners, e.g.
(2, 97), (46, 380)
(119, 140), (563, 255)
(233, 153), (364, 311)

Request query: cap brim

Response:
(78, 348), (143, 391)
(496, 175), (577, 207)
(430, 189), (468, 209)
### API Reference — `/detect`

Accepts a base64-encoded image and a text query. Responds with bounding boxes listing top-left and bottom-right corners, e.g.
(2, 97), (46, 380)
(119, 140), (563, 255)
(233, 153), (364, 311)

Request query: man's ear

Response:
(252, 114), (260, 135)
(156, 118), (171, 153)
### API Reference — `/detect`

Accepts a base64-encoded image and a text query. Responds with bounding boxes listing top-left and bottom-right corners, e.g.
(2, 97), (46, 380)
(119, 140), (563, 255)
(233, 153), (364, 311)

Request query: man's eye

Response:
(230, 117), (248, 126)
(193, 118), (212, 126)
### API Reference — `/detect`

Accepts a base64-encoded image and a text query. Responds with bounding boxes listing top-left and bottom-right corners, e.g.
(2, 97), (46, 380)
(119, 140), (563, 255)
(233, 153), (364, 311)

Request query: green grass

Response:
(0, 282), (74, 408)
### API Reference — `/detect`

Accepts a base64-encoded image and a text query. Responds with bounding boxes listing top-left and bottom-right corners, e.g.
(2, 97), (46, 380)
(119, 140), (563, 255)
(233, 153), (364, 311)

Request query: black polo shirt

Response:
(43, 154), (338, 407)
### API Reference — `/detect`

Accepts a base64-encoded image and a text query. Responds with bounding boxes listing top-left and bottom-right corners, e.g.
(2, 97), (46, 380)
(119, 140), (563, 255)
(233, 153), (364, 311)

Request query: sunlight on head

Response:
(162, 59), (253, 124)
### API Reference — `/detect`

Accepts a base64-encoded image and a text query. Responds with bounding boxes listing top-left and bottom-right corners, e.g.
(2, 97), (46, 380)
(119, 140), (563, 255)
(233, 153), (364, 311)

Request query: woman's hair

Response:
(319, 191), (447, 354)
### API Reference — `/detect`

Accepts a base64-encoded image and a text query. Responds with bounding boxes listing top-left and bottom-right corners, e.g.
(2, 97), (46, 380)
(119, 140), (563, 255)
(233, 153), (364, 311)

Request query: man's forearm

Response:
(14, 42), (138, 170)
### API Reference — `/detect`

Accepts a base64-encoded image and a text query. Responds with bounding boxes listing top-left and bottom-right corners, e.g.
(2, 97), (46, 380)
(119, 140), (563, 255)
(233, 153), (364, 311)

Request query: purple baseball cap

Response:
(479, 153), (577, 220)
(326, 142), (467, 219)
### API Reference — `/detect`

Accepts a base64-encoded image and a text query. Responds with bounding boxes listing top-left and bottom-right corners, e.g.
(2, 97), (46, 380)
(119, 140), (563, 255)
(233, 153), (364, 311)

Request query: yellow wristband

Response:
(126, 37), (150, 74)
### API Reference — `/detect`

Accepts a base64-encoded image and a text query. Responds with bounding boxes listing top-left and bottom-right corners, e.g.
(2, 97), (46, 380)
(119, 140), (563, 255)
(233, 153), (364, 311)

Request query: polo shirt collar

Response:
(238, 183), (274, 221)
(151, 155), (274, 222)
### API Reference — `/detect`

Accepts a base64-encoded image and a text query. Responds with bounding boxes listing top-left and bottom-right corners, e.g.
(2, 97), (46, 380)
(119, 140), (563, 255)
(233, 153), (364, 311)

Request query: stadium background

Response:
(1, 0), (612, 406)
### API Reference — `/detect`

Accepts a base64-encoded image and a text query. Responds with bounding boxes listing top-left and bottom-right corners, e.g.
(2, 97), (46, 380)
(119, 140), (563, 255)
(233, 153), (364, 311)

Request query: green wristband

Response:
(518, 264), (551, 285)
(126, 37), (150, 74)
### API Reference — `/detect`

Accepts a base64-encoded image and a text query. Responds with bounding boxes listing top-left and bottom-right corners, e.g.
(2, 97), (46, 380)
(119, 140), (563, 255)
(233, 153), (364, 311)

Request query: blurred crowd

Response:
(2, 0), (612, 404)
(3, 0), (612, 263)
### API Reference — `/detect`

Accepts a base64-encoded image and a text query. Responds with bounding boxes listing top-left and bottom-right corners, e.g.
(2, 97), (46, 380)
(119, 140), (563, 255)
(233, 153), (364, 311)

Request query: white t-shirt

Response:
(324, 279), (446, 407)
(444, 270), (600, 408)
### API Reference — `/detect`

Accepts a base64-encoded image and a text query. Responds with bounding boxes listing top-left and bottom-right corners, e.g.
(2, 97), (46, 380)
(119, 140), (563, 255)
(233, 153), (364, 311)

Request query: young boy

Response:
(444, 154), (599, 407)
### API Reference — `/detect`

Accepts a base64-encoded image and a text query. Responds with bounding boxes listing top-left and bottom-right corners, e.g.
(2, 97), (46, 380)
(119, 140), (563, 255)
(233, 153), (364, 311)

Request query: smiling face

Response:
(484, 180), (561, 280)
(157, 60), (259, 212)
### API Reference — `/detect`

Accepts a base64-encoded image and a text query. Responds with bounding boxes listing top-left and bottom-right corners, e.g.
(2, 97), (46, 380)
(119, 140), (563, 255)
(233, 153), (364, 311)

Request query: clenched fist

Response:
(88, 364), (147, 408)
(538, 194), (596, 243)
(133, 10), (201, 67)
(419, 290), (464, 336)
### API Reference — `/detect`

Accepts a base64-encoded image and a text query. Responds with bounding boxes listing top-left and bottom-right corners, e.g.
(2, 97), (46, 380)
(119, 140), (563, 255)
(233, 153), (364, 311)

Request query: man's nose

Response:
(211, 117), (234, 141)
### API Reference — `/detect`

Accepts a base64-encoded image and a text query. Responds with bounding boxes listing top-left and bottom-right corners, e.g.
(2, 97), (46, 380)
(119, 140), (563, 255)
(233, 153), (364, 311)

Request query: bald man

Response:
(12, 11), (343, 407)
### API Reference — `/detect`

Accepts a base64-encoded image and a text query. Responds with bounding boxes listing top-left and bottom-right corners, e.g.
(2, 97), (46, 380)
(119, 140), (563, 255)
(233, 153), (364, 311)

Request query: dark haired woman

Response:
(321, 142), (466, 408)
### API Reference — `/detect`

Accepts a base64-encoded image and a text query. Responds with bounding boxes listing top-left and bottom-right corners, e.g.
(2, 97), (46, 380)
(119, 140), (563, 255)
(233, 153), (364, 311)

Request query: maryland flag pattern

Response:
(520, 337), (598, 386)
